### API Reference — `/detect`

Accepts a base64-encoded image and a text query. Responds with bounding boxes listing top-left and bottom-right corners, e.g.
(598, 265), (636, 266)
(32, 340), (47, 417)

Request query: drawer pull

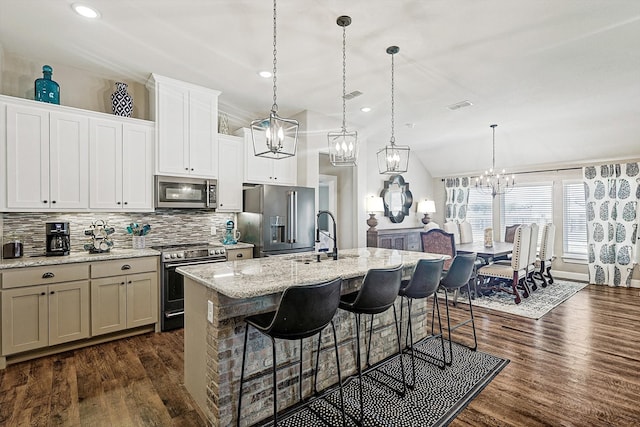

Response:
(121, 264), (131, 270)
(42, 272), (55, 279)
(121, 282), (125, 285)
(236, 253), (243, 258)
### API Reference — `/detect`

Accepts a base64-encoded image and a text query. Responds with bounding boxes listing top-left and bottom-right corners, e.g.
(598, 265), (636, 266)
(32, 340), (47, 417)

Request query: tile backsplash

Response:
(1, 210), (235, 257)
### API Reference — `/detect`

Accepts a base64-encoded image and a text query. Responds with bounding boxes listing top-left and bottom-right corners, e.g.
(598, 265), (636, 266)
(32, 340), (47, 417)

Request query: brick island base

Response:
(183, 270), (438, 427)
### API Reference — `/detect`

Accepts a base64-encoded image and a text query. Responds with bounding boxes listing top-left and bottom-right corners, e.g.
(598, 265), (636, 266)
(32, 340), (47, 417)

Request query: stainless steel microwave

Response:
(155, 176), (217, 209)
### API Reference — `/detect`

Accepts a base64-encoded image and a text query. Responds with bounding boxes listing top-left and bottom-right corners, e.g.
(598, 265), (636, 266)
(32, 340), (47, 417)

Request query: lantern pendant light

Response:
(327, 15), (358, 167)
(250, 0), (298, 159)
(377, 46), (410, 174)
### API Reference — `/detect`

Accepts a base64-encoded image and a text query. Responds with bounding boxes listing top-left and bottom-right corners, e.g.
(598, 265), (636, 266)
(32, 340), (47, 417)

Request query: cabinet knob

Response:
(43, 200), (48, 204)
(121, 264), (131, 270)
(236, 253), (243, 258)
(40, 292), (46, 296)
(52, 200), (56, 204)
(190, 168), (194, 171)
(50, 291), (55, 295)
(42, 272), (55, 279)
(128, 280), (132, 284)
(185, 168), (189, 171)
(120, 282), (125, 285)
(117, 201), (122, 205)
(274, 177), (278, 180)
(124, 201), (128, 205)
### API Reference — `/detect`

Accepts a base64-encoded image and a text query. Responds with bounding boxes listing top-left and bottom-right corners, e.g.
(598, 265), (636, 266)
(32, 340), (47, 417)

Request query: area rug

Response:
(258, 339), (509, 427)
(468, 279), (589, 320)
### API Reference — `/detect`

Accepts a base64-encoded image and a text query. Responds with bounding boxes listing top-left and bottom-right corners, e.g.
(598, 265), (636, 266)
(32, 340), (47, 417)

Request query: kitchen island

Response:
(177, 247), (447, 426)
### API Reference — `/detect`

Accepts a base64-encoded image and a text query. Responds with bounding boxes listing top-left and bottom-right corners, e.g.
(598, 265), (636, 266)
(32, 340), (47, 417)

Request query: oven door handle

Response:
(165, 259), (225, 269)
(165, 311), (185, 318)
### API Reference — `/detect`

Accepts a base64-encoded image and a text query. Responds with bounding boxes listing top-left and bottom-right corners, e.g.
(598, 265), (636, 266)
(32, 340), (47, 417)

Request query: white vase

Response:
(132, 235), (146, 249)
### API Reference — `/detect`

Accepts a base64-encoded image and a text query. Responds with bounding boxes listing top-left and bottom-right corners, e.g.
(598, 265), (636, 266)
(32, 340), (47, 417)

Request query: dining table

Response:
(456, 241), (513, 263)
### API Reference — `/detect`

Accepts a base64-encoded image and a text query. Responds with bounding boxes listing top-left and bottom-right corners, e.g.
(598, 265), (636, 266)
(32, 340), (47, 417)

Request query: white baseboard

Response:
(554, 270), (640, 288)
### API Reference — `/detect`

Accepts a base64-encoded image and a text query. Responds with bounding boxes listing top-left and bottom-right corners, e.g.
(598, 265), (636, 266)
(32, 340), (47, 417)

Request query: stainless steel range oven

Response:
(155, 243), (227, 331)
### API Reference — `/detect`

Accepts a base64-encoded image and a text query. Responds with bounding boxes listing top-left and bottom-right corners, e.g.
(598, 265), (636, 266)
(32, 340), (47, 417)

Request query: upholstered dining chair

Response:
(420, 229), (456, 271)
(459, 221), (473, 244)
(525, 223), (539, 291)
(478, 225), (531, 304)
(534, 223), (556, 287)
(504, 224), (521, 243)
(443, 221), (461, 245)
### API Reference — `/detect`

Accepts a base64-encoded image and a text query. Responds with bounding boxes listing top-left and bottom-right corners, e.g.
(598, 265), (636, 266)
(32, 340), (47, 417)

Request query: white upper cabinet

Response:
(217, 134), (243, 212)
(147, 74), (220, 179)
(237, 128), (297, 186)
(89, 118), (154, 211)
(6, 102), (88, 210)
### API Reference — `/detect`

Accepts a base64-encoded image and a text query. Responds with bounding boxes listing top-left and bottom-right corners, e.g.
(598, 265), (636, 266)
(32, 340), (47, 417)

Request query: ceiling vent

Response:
(447, 100), (473, 111)
(343, 90), (363, 100)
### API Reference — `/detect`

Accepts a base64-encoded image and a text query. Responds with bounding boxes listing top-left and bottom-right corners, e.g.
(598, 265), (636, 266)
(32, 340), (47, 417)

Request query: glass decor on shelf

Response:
(34, 65), (60, 104)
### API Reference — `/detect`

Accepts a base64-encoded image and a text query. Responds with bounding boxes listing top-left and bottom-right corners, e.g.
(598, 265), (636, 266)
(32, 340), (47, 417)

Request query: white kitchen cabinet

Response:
(147, 74), (220, 178)
(217, 134), (243, 212)
(89, 118), (154, 211)
(6, 103), (88, 210)
(237, 127), (297, 186)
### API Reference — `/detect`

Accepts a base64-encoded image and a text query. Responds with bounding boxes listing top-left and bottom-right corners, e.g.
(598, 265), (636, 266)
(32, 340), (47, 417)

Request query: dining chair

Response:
(525, 223), (539, 291)
(439, 253), (478, 365)
(237, 277), (346, 427)
(478, 225), (531, 304)
(459, 221), (473, 244)
(504, 224), (521, 243)
(339, 265), (405, 424)
(398, 258), (446, 386)
(420, 229), (456, 271)
(443, 221), (461, 245)
(534, 223), (556, 287)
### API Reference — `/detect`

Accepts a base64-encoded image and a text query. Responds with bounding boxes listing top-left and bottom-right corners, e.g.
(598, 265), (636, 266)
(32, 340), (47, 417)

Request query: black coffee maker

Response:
(46, 222), (70, 256)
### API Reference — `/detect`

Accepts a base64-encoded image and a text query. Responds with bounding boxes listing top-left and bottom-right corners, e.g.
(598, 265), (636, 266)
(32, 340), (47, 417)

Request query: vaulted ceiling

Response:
(1, 1), (639, 177)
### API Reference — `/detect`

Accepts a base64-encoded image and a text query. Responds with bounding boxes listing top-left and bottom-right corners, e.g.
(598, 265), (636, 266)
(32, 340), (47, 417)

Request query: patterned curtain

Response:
(444, 177), (470, 222)
(583, 163), (640, 286)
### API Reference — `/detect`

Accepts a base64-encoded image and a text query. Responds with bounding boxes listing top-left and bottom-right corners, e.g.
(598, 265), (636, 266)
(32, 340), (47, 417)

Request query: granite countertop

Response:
(177, 247), (447, 299)
(0, 248), (160, 270)
(221, 242), (254, 250)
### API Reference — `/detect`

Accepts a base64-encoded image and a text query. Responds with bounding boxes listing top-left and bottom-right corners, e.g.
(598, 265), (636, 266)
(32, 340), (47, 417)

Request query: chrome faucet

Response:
(316, 210), (338, 260)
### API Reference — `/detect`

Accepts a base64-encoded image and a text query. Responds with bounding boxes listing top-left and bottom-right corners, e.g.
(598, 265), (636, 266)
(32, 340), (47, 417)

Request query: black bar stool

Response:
(237, 277), (345, 427)
(439, 253), (478, 365)
(398, 258), (446, 387)
(339, 264), (405, 424)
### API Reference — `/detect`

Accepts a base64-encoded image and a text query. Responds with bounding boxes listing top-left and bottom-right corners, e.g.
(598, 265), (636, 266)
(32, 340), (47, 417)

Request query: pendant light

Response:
(327, 15), (358, 167)
(475, 124), (515, 197)
(250, 0), (298, 159)
(377, 46), (410, 174)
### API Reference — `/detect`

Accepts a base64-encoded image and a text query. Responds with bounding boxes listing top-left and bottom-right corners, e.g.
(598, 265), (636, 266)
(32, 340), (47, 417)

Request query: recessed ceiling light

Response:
(72, 3), (100, 19)
(258, 71), (272, 78)
(360, 107), (371, 113)
(405, 123), (416, 129)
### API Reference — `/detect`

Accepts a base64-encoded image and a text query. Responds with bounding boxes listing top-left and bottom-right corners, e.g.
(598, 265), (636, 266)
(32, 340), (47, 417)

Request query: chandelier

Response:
(327, 16), (358, 166)
(377, 46), (410, 174)
(250, 0), (298, 159)
(475, 124), (515, 197)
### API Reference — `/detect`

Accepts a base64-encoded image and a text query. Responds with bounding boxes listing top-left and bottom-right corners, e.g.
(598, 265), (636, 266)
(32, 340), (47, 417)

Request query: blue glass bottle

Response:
(34, 65), (60, 104)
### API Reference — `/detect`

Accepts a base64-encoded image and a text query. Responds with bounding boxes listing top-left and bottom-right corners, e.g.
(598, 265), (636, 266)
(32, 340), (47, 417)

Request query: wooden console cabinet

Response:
(366, 227), (424, 252)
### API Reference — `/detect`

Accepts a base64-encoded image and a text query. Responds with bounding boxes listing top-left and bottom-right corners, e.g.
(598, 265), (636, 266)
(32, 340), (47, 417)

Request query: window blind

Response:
(563, 181), (588, 258)
(466, 187), (493, 242)
(502, 184), (553, 246)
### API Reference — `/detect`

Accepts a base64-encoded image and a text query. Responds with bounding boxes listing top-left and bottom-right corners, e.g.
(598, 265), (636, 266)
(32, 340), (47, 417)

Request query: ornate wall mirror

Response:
(380, 174), (413, 223)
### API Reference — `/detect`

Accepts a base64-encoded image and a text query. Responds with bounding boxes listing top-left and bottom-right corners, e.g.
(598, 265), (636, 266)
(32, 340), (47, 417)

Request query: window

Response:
(501, 183), (553, 246)
(466, 187), (493, 242)
(563, 181), (587, 258)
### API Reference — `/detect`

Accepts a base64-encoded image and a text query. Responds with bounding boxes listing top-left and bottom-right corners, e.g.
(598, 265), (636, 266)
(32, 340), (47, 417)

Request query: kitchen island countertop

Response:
(177, 247), (446, 299)
(0, 248), (160, 269)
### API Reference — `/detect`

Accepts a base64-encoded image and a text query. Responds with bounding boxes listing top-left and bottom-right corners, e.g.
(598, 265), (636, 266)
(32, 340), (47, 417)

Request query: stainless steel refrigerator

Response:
(237, 185), (316, 257)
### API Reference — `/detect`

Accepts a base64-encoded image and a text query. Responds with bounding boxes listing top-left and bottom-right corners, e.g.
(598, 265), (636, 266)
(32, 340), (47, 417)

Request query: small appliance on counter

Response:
(46, 222), (71, 256)
(83, 220), (115, 253)
(2, 239), (23, 259)
(222, 219), (241, 245)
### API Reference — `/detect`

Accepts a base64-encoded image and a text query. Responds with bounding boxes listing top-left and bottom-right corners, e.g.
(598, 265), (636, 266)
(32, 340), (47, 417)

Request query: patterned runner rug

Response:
(255, 339), (509, 427)
(468, 279), (589, 319)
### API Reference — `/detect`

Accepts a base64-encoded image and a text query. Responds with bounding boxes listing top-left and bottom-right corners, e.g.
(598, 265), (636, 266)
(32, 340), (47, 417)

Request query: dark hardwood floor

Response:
(1, 284), (639, 426)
